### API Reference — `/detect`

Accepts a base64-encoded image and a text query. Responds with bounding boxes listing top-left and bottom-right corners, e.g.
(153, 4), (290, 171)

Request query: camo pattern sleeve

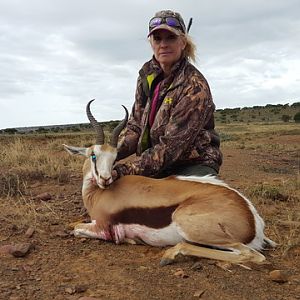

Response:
(116, 76), (145, 161)
(114, 74), (216, 177)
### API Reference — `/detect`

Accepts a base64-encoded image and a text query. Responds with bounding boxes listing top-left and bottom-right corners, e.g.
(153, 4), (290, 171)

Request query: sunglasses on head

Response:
(149, 17), (184, 32)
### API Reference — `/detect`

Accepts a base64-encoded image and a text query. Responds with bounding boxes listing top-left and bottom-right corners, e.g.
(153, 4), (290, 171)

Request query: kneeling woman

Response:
(113, 10), (222, 180)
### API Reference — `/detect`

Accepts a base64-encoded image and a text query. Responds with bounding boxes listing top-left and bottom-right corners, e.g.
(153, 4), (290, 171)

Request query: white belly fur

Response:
(122, 222), (184, 247)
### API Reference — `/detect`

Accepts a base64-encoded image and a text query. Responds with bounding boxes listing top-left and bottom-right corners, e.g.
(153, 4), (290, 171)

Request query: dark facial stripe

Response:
(111, 204), (179, 229)
(93, 160), (99, 176)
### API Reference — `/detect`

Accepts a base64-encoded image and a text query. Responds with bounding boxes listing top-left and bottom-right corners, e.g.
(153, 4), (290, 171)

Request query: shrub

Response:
(0, 173), (27, 197)
(3, 128), (18, 134)
(281, 115), (291, 122)
(36, 127), (49, 133)
(291, 102), (300, 107)
(71, 127), (81, 132)
(294, 112), (300, 123)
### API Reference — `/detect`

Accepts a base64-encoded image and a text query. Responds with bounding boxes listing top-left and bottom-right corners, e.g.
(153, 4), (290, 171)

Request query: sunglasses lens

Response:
(149, 17), (184, 33)
(149, 17), (162, 28)
(166, 17), (180, 27)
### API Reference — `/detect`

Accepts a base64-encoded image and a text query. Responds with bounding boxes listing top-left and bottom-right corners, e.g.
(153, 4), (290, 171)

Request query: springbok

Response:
(63, 100), (275, 266)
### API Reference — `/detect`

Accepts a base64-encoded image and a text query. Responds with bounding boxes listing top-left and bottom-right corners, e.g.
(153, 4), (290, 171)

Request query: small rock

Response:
(25, 227), (35, 238)
(36, 192), (52, 201)
(191, 262), (203, 271)
(173, 268), (189, 278)
(10, 243), (32, 258)
(65, 287), (75, 295)
(194, 290), (206, 298)
(269, 270), (289, 283)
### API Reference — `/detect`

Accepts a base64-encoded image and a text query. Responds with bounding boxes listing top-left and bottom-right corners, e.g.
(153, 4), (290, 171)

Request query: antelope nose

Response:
(100, 175), (112, 183)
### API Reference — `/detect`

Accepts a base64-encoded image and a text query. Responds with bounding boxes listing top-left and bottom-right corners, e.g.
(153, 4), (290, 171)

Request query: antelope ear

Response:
(63, 144), (88, 157)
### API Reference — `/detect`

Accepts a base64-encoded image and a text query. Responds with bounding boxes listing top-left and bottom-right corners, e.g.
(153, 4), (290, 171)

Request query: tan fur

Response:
(100, 144), (116, 152)
(82, 175), (255, 245)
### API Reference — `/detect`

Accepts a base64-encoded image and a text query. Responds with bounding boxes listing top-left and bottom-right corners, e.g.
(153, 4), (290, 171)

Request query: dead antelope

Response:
(63, 99), (275, 266)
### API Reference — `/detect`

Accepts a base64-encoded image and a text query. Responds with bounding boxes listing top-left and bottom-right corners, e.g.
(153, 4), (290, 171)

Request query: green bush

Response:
(294, 112), (300, 123)
(3, 128), (18, 134)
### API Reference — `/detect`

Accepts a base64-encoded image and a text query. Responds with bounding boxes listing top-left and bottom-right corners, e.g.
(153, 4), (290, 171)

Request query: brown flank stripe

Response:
(111, 204), (179, 229)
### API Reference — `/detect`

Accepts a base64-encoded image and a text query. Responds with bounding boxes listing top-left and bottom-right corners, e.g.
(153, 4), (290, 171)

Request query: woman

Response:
(113, 10), (222, 180)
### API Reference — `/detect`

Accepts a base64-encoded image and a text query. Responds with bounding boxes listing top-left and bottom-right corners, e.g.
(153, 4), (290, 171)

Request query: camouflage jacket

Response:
(114, 57), (222, 177)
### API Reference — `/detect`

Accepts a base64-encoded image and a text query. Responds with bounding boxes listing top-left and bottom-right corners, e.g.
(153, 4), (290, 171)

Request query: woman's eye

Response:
(167, 34), (177, 41)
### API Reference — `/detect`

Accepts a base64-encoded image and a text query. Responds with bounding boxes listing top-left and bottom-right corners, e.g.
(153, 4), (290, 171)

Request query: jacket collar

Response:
(140, 56), (188, 91)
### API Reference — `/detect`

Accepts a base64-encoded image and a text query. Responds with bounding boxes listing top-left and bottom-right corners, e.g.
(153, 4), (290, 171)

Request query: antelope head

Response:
(63, 99), (128, 189)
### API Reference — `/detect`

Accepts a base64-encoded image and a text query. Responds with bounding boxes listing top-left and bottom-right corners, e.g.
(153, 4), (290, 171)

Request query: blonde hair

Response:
(182, 34), (196, 62)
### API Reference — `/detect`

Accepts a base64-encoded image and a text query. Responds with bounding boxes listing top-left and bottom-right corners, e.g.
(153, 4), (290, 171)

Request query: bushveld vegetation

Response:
(0, 103), (299, 134)
(1, 122), (299, 241)
(0, 109), (299, 299)
(215, 102), (299, 124)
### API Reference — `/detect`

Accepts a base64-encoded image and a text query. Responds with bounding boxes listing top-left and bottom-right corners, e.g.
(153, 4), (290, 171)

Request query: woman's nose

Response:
(160, 39), (168, 47)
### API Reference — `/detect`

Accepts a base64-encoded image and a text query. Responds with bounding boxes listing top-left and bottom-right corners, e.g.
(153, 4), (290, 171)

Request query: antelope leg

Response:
(160, 242), (265, 266)
(74, 221), (111, 240)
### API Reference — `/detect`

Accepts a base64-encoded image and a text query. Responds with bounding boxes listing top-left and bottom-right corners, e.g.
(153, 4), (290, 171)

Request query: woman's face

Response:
(150, 29), (186, 72)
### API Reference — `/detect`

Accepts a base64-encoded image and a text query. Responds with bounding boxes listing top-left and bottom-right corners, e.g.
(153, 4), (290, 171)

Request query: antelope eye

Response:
(91, 154), (97, 161)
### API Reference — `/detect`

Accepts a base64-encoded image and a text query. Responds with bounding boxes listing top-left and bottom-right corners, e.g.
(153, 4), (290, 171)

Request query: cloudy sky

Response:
(0, 0), (299, 129)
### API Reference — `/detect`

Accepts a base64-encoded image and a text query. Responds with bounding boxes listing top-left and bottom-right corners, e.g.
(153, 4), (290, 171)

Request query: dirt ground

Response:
(0, 132), (299, 300)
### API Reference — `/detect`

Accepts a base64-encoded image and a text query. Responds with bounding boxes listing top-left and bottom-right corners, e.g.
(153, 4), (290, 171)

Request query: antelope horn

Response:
(110, 105), (129, 148)
(86, 99), (104, 145)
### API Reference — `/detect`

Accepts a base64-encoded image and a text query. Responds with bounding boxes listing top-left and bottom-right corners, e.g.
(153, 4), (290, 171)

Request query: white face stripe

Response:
(91, 145), (117, 181)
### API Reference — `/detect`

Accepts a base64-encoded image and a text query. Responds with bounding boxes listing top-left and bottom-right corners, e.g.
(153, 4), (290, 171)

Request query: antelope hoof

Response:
(160, 258), (175, 267)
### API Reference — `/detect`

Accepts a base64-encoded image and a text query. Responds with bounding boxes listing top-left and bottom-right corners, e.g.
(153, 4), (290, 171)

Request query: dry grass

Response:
(0, 126), (299, 257)
(0, 196), (38, 230)
(0, 134), (89, 230)
(0, 135), (88, 185)
(217, 122), (300, 144)
(246, 180), (299, 202)
(246, 179), (300, 256)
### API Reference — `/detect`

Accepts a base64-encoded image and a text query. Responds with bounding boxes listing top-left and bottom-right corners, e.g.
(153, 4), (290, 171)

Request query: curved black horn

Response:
(86, 99), (104, 145)
(110, 105), (129, 147)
